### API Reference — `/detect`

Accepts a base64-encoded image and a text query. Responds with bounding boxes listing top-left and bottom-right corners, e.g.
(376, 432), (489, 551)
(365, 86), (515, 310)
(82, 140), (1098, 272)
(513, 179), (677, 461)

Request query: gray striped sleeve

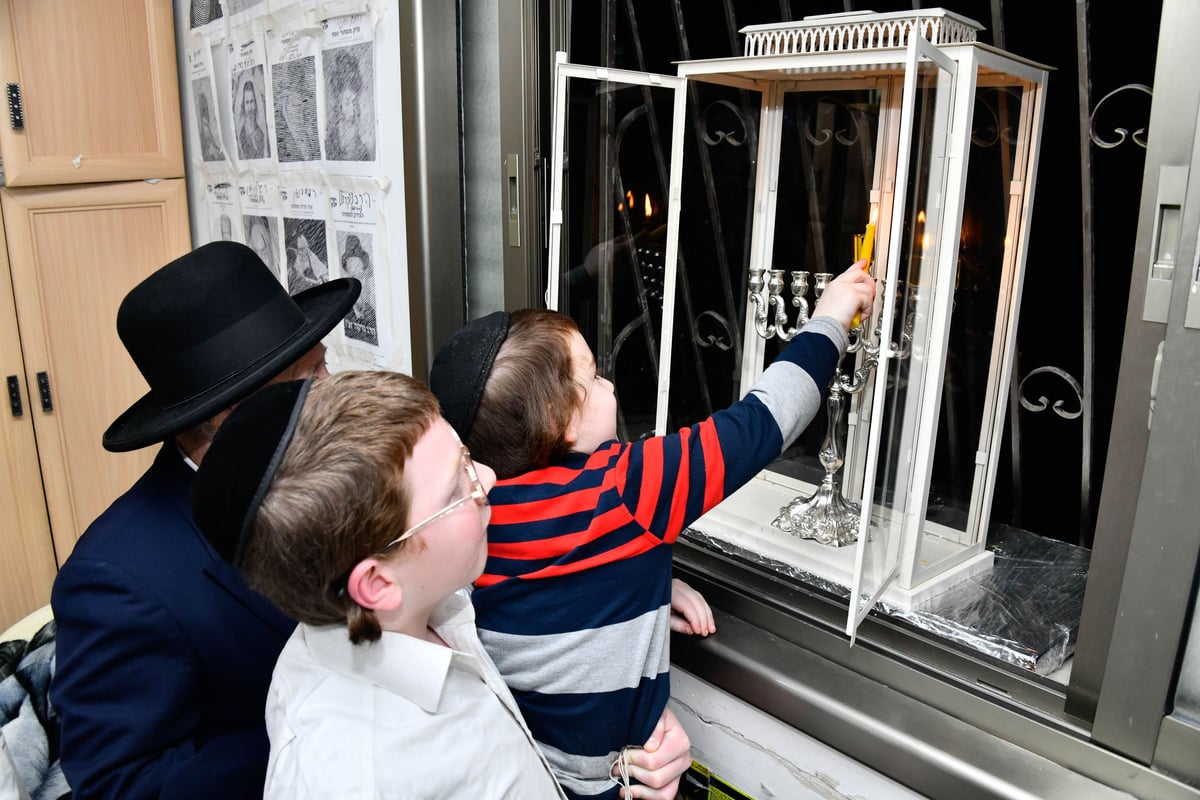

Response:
(477, 605), (673, 695)
(748, 315), (847, 450)
(537, 741), (620, 797)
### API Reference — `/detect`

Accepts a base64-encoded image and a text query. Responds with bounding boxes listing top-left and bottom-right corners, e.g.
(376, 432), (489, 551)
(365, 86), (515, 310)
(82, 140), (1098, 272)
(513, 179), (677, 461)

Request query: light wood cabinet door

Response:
(2, 178), (191, 564)
(0, 0), (184, 187)
(0, 212), (57, 629)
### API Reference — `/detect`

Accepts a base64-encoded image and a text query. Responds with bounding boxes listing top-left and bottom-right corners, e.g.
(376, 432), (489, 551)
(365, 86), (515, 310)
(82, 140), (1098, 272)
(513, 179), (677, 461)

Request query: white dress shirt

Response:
(264, 589), (566, 799)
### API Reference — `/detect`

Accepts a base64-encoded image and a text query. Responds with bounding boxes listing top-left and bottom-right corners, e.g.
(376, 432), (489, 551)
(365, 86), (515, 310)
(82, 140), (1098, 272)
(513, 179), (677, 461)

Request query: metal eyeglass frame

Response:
(381, 439), (489, 551)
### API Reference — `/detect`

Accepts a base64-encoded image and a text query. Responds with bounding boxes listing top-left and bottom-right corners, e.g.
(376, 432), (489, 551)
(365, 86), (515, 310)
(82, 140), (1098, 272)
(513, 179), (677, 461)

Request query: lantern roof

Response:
(740, 9), (983, 58)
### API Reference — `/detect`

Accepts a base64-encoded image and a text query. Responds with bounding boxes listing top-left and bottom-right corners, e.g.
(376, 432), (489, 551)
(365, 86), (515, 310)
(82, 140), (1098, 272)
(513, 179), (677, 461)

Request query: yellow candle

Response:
(859, 222), (876, 265)
(851, 222), (875, 328)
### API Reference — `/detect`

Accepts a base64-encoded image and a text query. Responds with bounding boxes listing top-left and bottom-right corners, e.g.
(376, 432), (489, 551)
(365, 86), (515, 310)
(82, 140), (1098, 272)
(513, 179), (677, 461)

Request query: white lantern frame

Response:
(546, 9), (1048, 639)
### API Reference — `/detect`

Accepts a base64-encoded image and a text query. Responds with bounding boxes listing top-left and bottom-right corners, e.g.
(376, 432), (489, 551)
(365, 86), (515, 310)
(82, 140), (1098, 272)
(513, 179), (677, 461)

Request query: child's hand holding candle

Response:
(851, 221), (875, 327)
(858, 222), (875, 266)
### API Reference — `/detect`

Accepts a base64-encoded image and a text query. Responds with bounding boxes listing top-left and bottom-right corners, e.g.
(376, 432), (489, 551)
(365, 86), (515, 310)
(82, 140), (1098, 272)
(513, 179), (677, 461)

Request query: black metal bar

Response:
(6, 375), (22, 417)
(7, 83), (24, 130)
(35, 371), (52, 412)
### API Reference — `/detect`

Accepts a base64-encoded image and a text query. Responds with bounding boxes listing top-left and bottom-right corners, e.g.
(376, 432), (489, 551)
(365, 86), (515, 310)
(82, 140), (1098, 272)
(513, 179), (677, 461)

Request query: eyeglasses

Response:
(380, 439), (489, 552)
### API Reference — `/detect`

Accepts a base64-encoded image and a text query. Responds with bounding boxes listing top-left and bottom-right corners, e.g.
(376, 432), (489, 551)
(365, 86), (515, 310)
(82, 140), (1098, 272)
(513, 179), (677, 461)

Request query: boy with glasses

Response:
(191, 371), (692, 799)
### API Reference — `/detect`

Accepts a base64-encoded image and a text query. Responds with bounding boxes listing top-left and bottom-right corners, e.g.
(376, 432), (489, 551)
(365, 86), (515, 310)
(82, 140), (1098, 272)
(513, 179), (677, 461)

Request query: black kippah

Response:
(428, 310), (511, 438)
(191, 379), (312, 566)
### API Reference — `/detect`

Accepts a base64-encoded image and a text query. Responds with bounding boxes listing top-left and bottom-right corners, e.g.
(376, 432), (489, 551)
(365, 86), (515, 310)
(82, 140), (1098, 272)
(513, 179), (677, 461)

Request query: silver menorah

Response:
(748, 263), (910, 547)
(771, 322), (882, 547)
(747, 267), (831, 340)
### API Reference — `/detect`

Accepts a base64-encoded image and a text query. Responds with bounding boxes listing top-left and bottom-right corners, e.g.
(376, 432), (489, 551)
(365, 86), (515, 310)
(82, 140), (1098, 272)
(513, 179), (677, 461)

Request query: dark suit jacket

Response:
(51, 444), (294, 799)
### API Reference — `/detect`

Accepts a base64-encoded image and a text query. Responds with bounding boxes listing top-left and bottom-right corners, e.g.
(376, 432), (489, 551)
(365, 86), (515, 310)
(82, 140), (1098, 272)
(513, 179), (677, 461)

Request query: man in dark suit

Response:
(50, 242), (360, 799)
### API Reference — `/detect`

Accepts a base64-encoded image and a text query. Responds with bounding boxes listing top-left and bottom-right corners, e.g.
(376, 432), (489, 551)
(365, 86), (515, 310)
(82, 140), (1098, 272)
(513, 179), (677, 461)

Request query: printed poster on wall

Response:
(321, 12), (377, 175)
(205, 180), (243, 244)
(226, 0), (268, 27)
(228, 30), (274, 167)
(239, 175), (286, 285)
(189, 0), (224, 31)
(187, 41), (228, 165)
(280, 178), (331, 295)
(266, 14), (323, 169)
(329, 179), (387, 358)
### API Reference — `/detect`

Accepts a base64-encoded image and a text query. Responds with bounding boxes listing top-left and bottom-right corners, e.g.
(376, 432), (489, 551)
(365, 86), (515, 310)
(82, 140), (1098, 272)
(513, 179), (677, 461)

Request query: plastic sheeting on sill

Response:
(681, 524), (1088, 675)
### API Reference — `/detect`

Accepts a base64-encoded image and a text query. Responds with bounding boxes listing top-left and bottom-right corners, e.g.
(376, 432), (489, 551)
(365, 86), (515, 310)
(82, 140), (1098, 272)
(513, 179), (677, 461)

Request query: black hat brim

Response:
(102, 277), (360, 452)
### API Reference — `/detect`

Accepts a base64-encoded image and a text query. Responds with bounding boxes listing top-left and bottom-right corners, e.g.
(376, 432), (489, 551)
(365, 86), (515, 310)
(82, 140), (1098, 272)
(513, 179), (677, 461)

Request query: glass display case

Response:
(547, 8), (1048, 639)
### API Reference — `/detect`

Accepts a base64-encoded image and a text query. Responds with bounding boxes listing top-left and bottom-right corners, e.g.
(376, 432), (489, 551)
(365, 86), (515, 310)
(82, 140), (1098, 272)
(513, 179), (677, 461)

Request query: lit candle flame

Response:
(627, 190), (634, 211)
(644, 193), (653, 219)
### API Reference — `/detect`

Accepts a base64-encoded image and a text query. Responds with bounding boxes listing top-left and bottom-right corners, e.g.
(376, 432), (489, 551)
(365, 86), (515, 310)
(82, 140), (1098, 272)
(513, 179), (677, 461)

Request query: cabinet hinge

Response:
(7, 83), (24, 130)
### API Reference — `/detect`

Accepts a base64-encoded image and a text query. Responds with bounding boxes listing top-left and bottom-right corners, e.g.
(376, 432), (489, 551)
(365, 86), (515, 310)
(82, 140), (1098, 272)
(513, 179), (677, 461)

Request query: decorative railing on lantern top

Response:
(740, 9), (981, 58)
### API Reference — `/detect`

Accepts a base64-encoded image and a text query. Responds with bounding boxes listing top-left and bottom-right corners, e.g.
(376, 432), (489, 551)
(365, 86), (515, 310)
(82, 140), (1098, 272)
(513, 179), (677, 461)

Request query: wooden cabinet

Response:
(0, 0), (184, 187)
(0, 180), (191, 626)
(0, 216), (57, 627)
(0, 0), (189, 629)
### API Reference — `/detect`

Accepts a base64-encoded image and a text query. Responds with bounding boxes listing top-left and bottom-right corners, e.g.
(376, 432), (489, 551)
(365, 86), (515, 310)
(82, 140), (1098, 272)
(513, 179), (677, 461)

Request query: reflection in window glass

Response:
(558, 79), (680, 442)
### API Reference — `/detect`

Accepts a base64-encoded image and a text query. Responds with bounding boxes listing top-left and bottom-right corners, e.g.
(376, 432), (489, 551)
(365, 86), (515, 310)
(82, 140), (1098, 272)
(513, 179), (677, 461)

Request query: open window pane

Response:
(850, 38), (956, 634)
(547, 65), (684, 441)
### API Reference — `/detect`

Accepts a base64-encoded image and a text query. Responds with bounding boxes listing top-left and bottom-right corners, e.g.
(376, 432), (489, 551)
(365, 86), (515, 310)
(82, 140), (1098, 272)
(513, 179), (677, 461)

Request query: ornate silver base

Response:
(772, 473), (860, 547)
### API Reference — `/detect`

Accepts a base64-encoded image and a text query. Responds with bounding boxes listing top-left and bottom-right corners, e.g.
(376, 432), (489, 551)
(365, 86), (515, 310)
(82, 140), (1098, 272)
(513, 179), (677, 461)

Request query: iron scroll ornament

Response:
(1018, 366), (1084, 420)
(970, 86), (1023, 148)
(1090, 84), (1152, 150)
(701, 99), (753, 148)
(800, 95), (869, 148)
(693, 310), (734, 351)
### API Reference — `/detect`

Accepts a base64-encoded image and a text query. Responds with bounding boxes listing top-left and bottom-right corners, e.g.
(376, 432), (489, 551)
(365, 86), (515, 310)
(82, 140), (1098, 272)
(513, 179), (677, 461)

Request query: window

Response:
(540, 1), (1198, 795)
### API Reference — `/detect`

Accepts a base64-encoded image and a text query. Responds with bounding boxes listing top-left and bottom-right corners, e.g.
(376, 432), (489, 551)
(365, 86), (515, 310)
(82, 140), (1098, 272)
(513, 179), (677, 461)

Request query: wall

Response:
(671, 668), (924, 799)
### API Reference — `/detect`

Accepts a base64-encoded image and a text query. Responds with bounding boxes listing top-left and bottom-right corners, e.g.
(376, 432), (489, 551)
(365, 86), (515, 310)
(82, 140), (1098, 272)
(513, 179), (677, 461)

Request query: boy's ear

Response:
(345, 558), (403, 611)
(561, 404), (582, 449)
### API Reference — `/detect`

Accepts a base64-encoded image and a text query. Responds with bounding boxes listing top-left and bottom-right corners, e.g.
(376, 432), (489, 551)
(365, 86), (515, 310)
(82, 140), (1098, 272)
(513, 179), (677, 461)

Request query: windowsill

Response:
(670, 540), (1196, 799)
(681, 521), (1087, 676)
(669, 611), (1133, 799)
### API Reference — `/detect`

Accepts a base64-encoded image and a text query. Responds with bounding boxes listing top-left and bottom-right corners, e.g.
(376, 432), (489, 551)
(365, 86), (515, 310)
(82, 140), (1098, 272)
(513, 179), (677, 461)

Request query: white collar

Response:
(299, 590), (478, 713)
(176, 441), (200, 472)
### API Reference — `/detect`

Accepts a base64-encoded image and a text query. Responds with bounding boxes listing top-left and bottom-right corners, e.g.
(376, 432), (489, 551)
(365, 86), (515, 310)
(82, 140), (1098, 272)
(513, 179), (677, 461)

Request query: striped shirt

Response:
(473, 316), (846, 799)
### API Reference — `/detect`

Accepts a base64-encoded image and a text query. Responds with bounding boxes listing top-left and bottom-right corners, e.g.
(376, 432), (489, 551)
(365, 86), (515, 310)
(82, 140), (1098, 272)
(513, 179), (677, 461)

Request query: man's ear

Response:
(346, 558), (403, 611)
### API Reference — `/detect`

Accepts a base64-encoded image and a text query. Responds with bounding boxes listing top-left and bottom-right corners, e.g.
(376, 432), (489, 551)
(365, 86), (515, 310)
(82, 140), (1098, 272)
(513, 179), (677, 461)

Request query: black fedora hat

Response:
(102, 241), (360, 452)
